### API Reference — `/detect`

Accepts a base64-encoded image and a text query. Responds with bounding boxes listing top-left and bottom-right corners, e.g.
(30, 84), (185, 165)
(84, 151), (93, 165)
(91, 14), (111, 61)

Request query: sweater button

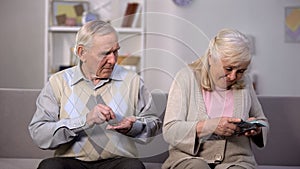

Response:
(214, 153), (223, 161)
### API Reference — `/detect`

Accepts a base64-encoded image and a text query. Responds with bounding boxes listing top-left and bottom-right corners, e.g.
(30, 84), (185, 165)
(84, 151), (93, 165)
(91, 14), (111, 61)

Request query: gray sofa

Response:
(0, 88), (300, 169)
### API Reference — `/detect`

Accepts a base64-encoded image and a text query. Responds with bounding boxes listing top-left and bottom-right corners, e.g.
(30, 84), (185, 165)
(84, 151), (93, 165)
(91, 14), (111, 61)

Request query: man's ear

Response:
(77, 45), (86, 62)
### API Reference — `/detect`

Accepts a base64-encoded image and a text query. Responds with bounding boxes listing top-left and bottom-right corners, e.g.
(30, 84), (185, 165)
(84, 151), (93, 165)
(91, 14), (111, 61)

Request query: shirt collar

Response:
(71, 64), (125, 86)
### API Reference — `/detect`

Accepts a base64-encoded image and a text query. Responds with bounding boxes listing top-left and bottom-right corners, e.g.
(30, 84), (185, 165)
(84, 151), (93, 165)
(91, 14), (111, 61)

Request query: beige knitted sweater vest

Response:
(49, 67), (140, 161)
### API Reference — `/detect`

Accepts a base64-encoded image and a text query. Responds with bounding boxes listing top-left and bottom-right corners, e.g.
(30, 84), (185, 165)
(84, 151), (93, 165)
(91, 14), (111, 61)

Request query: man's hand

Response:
(106, 116), (136, 134)
(86, 104), (116, 127)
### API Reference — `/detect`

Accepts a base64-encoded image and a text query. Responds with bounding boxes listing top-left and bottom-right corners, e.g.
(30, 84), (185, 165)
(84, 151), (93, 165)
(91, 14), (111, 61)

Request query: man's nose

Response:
(107, 53), (117, 63)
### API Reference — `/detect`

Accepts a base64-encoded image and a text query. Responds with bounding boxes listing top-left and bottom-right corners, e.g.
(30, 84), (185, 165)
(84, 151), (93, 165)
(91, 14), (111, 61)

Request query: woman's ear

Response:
(208, 54), (212, 66)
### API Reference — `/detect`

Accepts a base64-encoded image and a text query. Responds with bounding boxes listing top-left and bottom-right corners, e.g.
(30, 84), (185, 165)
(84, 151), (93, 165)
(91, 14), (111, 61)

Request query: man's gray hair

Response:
(74, 20), (117, 56)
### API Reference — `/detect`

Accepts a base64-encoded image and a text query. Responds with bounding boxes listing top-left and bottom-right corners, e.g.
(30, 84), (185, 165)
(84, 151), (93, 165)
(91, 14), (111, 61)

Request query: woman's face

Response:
(209, 56), (250, 89)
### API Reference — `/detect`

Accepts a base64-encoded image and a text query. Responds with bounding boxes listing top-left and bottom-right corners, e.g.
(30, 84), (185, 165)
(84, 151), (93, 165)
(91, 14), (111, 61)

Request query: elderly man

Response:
(29, 20), (161, 169)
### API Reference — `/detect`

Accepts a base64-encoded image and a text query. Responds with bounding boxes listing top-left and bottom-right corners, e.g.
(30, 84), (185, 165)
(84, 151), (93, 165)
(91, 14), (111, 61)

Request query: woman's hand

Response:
(214, 117), (241, 136)
(242, 117), (262, 136)
(196, 117), (241, 137)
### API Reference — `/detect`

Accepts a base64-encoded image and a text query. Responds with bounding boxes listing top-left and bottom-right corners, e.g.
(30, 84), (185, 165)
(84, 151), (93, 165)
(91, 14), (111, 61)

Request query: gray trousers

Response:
(173, 158), (247, 169)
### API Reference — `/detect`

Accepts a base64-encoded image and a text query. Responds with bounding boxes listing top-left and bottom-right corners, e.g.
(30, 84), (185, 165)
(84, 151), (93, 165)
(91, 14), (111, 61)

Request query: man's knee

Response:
(38, 158), (64, 169)
(37, 157), (81, 169)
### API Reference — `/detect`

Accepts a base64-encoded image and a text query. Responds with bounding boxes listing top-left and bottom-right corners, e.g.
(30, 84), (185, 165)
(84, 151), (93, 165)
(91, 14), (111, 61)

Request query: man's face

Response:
(209, 56), (250, 89)
(82, 33), (119, 79)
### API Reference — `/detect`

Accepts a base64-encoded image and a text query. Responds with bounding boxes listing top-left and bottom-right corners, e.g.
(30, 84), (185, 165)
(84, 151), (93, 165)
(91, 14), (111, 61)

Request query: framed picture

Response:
(52, 1), (89, 26)
(285, 7), (300, 43)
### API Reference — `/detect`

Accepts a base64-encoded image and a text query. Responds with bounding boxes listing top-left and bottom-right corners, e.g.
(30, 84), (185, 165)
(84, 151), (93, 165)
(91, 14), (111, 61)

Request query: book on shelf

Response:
(117, 55), (140, 72)
(121, 2), (141, 28)
(117, 55), (140, 65)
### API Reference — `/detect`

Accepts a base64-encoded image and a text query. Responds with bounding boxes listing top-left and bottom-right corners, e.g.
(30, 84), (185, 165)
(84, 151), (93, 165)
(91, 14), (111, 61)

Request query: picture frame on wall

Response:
(52, 1), (89, 26)
(285, 6), (300, 43)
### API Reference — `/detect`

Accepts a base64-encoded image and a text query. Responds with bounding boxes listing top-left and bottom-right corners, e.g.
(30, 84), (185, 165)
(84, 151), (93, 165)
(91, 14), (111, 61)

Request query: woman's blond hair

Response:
(189, 28), (252, 91)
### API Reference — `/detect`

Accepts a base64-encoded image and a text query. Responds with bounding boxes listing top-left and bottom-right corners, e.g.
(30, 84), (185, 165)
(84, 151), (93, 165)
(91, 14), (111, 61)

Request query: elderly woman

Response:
(162, 29), (269, 169)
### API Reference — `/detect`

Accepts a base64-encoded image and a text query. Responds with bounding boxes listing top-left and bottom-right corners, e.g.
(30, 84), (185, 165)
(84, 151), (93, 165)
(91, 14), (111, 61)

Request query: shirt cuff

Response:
(54, 115), (87, 133)
(126, 120), (145, 137)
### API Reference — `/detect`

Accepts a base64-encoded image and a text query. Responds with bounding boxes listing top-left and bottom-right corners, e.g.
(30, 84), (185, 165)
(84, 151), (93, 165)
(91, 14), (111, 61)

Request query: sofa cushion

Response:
(0, 158), (41, 169)
(0, 89), (53, 159)
(253, 96), (300, 166)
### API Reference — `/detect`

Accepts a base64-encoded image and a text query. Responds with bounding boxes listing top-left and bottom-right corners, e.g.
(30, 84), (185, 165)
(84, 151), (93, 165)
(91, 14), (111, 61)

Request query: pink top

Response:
(202, 89), (234, 118)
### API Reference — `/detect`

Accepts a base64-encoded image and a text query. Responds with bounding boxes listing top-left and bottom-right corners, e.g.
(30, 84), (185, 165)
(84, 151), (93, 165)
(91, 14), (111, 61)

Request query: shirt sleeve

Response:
(125, 78), (163, 144)
(28, 82), (87, 149)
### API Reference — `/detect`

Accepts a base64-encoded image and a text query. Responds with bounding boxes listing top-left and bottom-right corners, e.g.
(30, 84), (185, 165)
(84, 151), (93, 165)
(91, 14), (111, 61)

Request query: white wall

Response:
(1, 0), (299, 96)
(0, 0), (45, 89)
(144, 0), (300, 96)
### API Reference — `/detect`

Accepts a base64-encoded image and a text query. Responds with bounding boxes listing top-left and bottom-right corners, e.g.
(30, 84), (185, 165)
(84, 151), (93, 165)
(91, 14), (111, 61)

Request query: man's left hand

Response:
(106, 116), (136, 134)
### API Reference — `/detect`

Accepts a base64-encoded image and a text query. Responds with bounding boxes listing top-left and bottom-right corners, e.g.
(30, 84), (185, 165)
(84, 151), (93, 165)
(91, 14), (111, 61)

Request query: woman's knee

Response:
(227, 165), (247, 169)
(174, 158), (210, 169)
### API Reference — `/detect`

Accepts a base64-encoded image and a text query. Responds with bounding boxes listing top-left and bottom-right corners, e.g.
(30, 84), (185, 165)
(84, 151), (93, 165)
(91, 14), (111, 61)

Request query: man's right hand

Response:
(86, 104), (116, 126)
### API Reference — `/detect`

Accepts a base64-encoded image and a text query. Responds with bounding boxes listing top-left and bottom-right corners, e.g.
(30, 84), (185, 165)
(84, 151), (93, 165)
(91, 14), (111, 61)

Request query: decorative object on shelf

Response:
(52, 1), (89, 26)
(172, 0), (193, 7)
(121, 2), (141, 27)
(117, 55), (140, 72)
(285, 6), (300, 43)
(88, 0), (112, 22)
(82, 11), (98, 25)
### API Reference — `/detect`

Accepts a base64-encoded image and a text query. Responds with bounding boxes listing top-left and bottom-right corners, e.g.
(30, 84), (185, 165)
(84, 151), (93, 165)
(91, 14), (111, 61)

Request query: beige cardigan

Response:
(162, 67), (269, 169)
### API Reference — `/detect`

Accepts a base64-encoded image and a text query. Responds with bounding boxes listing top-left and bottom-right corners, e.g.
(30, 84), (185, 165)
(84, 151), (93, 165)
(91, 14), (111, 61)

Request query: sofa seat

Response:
(0, 158), (41, 169)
